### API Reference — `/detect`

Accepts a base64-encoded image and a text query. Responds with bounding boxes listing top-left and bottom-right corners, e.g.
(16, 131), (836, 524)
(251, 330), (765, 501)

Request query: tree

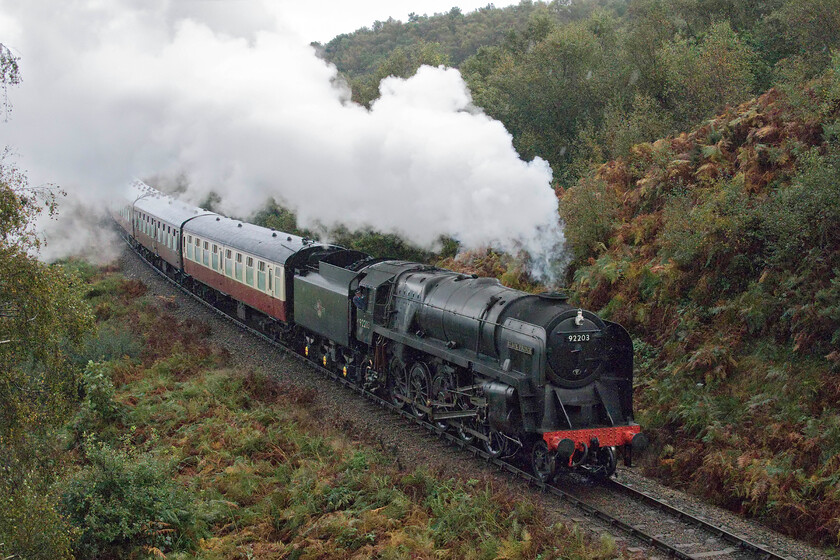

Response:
(0, 43), (20, 120)
(350, 41), (451, 106)
(0, 43), (93, 560)
(660, 21), (756, 128)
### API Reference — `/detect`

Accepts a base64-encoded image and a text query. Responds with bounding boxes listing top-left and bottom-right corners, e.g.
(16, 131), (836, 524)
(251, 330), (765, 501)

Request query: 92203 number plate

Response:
(567, 334), (591, 343)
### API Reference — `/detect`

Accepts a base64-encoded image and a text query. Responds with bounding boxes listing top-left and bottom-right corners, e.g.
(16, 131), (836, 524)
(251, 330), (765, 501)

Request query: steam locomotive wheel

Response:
(457, 421), (475, 443)
(430, 372), (456, 431)
(388, 357), (408, 409)
(456, 395), (476, 443)
(531, 440), (556, 483)
(408, 362), (432, 420)
(482, 426), (508, 458)
(588, 446), (618, 478)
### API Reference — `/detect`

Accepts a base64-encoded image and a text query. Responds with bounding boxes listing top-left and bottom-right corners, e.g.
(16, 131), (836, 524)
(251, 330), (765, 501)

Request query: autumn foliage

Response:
(561, 60), (840, 544)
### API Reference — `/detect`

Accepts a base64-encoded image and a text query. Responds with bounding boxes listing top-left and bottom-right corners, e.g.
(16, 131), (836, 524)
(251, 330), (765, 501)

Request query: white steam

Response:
(0, 0), (565, 282)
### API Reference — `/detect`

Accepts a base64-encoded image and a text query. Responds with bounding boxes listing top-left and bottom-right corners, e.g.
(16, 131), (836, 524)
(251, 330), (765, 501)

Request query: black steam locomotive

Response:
(115, 185), (646, 480)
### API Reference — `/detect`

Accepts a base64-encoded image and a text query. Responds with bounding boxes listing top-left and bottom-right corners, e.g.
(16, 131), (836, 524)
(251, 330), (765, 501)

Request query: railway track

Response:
(123, 235), (795, 560)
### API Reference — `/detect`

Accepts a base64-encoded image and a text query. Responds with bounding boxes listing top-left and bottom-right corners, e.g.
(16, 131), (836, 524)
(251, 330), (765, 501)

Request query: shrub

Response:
(560, 175), (620, 265)
(60, 437), (203, 559)
(73, 324), (143, 365)
(602, 93), (675, 159)
(70, 361), (125, 443)
(0, 460), (74, 560)
(760, 147), (840, 269)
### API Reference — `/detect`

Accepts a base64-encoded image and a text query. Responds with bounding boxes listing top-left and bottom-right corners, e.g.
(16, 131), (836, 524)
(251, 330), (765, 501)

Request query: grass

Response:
(58, 263), (629, 560)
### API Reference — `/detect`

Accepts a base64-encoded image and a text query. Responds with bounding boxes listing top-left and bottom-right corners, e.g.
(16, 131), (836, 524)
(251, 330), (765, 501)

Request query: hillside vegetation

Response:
(2, 261), (628, 559)
(559, 62), (840, 543)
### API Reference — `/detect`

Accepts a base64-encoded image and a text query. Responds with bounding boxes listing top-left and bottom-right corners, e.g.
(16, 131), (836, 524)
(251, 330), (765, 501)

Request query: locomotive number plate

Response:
(567, 334), (590, 343)
(507, 341), (533, 354)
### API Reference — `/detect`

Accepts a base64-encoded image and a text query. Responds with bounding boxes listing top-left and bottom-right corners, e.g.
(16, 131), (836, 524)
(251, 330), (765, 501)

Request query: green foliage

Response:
(0, 164), (93, 454)
(70, 361), (125, 442)
(329, 225), (438, 261)
(0, 462), (74, 560)
(251, 198), (317, 239)
(757, 0), (840, 81)
(660, 22), (756, 129)
(350, 41), (450, 106)
(465, 13), (627, 183)
(760, 146), (840, 268)
(560, 175), (620, 265)
(602, 93), (675, 159)
(75, 324), (143, 364)
(61, 437), (203, 559)
(252, 197), (442, 262)
(322, 2), (547, 79)
(564, 58), (840, 542)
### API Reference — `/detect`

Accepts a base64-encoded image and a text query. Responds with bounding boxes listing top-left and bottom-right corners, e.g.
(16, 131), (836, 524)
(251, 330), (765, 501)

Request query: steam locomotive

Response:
(114, 184), (646, 480)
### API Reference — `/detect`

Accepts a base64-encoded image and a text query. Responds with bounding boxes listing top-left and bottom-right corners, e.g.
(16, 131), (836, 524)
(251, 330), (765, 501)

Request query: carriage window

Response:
(225, 249), (232, 259)
(203, 241), (209, 250)
(235, 253), (243, 281)
(245, 257), (254, 286)
(257, 261), (266, 290)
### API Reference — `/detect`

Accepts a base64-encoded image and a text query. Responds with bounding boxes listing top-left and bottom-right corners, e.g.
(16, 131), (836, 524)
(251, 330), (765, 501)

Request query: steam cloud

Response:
(0, 0), (565, 281)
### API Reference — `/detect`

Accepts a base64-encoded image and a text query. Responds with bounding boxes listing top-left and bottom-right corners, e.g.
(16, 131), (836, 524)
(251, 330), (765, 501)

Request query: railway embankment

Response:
(50, 255), (629, 559)
(554, 76), (840, 546)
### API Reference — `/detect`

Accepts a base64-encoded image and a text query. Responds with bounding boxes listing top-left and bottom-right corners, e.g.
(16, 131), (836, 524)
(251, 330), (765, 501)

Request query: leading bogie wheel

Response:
(591, 446), (618, 478)
(531, 440), (556, 483)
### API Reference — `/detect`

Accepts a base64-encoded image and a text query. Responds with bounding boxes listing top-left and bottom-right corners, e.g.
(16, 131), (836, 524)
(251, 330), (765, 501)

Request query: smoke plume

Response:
(0, 0), (565, 282)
